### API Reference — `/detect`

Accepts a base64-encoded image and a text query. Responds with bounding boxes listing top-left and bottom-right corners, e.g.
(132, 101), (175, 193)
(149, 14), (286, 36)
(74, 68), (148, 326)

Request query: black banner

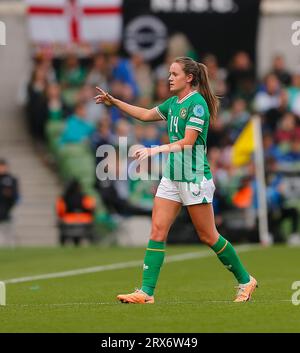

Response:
(0, 333), (292, 352)
(122, 0), (261, 67)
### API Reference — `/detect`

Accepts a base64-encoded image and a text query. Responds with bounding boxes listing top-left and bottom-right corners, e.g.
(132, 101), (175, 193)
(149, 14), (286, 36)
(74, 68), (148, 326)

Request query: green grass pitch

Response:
(0, 244), (299, 333)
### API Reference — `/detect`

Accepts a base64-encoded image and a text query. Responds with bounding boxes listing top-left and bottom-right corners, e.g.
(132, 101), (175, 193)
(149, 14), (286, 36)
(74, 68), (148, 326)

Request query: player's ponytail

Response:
(174, 57), (219, 121)
(196, 62), (219, 121)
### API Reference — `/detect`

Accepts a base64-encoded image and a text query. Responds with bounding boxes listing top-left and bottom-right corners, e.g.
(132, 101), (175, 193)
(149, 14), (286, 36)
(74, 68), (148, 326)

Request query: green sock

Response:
(211, 235), (250, 284)
(141, 240), (166, 296)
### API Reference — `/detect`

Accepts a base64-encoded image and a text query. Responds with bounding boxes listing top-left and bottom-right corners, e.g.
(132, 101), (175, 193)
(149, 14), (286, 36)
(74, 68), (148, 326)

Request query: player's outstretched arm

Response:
(94, 87), (161, 122)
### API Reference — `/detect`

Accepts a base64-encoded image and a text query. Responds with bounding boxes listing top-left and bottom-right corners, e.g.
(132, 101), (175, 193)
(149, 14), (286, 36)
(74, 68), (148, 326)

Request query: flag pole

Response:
(253, 115), (271, 245)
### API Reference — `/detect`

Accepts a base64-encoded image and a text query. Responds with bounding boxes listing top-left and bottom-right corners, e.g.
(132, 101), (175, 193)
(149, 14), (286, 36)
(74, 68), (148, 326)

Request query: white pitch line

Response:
(6, 302), (116, 307)
(3, 244), (257, 285)
(4, 299), (294, 308)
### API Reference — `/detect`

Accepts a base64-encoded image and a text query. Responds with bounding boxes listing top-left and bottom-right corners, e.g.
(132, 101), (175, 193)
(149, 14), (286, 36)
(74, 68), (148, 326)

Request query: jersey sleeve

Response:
(185, 99), (209, 135)
(155, 97), (173, 121)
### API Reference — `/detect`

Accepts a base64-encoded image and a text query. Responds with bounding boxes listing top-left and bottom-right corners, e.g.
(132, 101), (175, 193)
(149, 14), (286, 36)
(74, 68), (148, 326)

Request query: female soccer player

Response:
(94, 57), (257, 303)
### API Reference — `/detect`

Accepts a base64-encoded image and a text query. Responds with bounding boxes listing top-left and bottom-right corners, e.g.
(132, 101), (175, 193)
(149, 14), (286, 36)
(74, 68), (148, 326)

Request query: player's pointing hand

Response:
(94, 87), (114, 106)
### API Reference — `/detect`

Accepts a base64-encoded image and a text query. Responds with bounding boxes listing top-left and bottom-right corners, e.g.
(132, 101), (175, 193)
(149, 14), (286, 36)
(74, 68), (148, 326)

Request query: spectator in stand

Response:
(275, 112), (300, 153)
(264, 88), (289, 133)
(265, 158), (300, 244)
(254, 73), (288, 133)
(285, 137), (300, 162)
(208, 146), (231, 202)
(60, 102), (94, 146)
(110, 52), (139, 98)
(0, 159), (19, 246)
(46, 83), (68, 122)
(96, 152), (152, 217)
(26, 64), (48, 140)
(91, 116), (116, 163)
(56, 179), (96, 246)
(34, 51), (57, 83)
(60, 53), (87, 88)
(78, 85), (107, 125)
(263, 132), (284, 162)
(222, 98), (250, 143)
(232, 175), (253, 210)
(108, 52), (139, 124)
(271, 54), (291, 87)
(59, 53), (87, 108)
(45, 83), (69, 155)
(130, 53), (154, 108)
(207, 118), (227, 148)
(254, 73), (282, 114)
(227, 51), (256, 103)
(203, 54), (228, 105)
(85, 52), (109, 91)
(287, 67), (300, 117)
(167, 32), (198, 61)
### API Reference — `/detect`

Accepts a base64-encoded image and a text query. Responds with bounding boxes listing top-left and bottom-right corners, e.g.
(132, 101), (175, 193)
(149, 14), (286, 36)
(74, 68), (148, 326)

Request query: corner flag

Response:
(232, 120), (255, 167)
(232, 116), (271, 246)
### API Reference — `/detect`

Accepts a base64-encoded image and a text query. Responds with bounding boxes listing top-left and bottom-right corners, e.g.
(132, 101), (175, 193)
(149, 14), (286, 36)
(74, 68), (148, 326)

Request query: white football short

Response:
(155, 176), (216, 206)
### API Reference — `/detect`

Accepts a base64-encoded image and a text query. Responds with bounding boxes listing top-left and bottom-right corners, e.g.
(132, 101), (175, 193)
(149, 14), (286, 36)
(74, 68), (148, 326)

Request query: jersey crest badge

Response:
(180, 108), (187, 119)
(193, 105), (205, 118)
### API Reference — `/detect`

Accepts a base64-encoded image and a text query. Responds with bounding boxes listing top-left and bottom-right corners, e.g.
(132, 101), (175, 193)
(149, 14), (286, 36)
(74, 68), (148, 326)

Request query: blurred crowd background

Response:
(1, 0), (300, 246)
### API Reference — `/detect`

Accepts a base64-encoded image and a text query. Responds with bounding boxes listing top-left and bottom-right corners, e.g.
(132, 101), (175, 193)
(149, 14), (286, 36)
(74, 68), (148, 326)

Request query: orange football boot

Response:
(234, 276), (258, 302)
(117, 289), (154, 304)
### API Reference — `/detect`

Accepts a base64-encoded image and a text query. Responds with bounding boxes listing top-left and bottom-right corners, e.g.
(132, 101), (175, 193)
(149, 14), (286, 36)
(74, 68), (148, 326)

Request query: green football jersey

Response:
(156, 91), (212, 183)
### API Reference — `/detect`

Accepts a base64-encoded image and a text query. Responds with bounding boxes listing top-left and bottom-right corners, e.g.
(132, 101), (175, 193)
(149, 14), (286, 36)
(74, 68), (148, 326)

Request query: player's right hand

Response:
(94, 87), (114, 106)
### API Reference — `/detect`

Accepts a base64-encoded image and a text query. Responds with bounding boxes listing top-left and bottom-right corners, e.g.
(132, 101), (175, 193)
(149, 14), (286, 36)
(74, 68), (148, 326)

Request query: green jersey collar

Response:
(176, 90), (198, 104)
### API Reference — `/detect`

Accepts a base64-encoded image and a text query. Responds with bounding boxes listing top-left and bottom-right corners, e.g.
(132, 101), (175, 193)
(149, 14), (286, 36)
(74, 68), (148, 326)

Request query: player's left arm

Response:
(134, 129), (198, 161)
(134, 101), (208, 161)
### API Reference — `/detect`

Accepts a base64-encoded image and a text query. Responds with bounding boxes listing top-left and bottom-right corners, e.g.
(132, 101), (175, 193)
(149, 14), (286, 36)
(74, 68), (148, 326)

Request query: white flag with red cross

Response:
(26, 0), (122, 43)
